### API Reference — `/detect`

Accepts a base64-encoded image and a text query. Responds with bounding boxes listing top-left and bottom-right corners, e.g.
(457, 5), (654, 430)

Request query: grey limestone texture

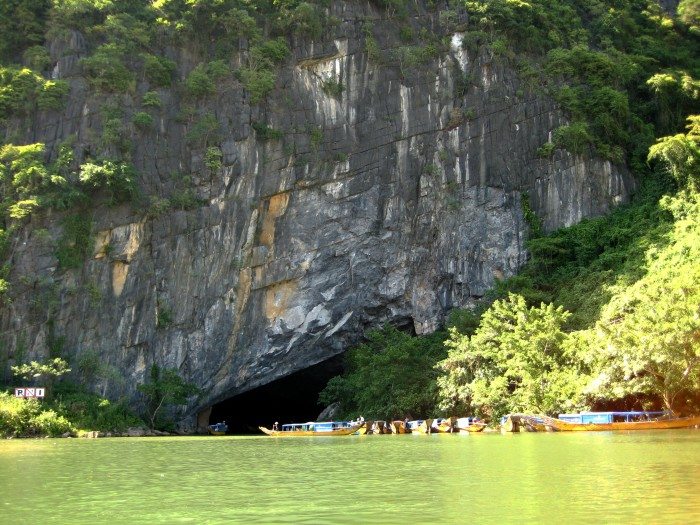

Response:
(0, 2), (635, 426)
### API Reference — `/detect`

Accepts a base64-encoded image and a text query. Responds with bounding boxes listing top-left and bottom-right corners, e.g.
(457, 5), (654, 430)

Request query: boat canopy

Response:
(280, 421), (355, 432)
(557, 411), (666, 424)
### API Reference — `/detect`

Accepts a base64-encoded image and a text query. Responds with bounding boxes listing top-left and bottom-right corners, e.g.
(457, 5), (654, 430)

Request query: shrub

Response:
(251, 121), (284, 141)
(56, 214), (93, 269)
(204, 146), (222, 172)
(185, 113), (220, 147)
(185, 64), (214, 98)
(37, 80), (70, 111)
(143, 54), (176, 87)
(321, 78), (344, 97)
(133, 111), (154, 130)
(79, 160), (137, 203)
(80, 44), (135, 93)
(23, 45), (51, 71)
(238, 68), (276, 103)
(141, 91), (161, 108)
(552, 122), (593, 155)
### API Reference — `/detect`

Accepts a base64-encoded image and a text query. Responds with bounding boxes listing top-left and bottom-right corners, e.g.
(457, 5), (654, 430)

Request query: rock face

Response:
(0, 2), (635, 424)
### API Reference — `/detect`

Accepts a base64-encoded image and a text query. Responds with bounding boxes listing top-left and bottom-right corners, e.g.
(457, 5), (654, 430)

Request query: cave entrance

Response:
(208, 356), (344, 434)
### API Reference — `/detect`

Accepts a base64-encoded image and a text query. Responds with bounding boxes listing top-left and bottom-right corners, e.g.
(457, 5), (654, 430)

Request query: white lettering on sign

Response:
(14, 388), (45, 398)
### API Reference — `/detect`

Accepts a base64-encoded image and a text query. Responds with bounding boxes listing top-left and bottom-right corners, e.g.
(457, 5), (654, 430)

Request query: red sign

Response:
(14, 388), (45, 398)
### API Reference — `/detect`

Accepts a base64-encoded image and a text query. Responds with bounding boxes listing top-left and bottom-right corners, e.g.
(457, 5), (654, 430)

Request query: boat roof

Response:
(558, 411), (666, 417)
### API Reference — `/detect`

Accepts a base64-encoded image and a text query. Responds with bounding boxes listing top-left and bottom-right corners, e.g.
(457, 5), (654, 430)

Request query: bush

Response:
(238, 68), (276, 103)
(37, 80), (70, 111)
(251, 121), (283, 141)
(552, 122), (593, 155)
(133, 111), (154, 130)
(56, 214), (93, 269)
(141, 91), (161, 108)
(143, 54), (176, 87)
(80, 44), (135, 93)
(79, 160), (137, 203)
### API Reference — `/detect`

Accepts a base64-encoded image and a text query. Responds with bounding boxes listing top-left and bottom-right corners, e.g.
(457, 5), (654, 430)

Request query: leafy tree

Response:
(437, 294), (590, 419)
(594, 192), (700, 413)
(11, 357), (71, 398)
(319, 325), (447, 420)
(0, 0), (50, 64)
(137, 364), (199, 430)
(648, 115), (700, 190)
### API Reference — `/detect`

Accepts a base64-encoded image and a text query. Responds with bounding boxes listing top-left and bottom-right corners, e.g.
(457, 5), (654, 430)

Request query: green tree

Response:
(137, 364), (199, 430)
(319, 325), (447, 420)
(648, 115), (700, 190)
(594, 192), (700, 413)
(11, 357), (71, 398)
(436, 294), (590, 419)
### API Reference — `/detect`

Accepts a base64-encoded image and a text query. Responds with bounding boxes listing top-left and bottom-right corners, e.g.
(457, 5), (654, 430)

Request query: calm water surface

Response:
(1, 430), (699, 524)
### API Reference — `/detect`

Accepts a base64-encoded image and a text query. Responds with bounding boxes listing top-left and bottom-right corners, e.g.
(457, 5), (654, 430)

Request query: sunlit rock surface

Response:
(0, 2), (635, 424)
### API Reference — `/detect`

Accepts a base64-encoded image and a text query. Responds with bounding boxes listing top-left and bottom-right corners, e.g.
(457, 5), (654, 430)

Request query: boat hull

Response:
(259, 424), (362, 437)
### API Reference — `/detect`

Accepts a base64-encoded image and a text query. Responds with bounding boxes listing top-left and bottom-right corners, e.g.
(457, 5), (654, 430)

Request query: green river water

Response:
(1, 430), (699, 524)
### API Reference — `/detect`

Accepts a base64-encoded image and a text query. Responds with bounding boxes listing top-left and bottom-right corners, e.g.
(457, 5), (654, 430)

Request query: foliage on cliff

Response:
(0, 0), (699, 421)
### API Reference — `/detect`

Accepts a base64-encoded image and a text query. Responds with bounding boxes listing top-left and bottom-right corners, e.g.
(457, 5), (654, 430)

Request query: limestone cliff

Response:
(0, 1), (635, 425)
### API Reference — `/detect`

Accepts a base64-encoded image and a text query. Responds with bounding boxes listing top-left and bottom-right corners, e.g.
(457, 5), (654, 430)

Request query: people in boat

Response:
(272, 422), (279, 431)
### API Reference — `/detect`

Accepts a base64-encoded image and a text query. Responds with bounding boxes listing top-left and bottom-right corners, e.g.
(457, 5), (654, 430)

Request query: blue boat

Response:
(207, 421), (228, 435)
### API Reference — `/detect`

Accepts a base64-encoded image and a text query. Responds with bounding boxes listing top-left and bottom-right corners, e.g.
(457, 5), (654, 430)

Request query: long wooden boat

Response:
(259, 421), (362, 437)
(389, 420), (410, 434)
(501, 414), (547, 432)
(542, 412), (700, 432)
(407, 418), (434, 434)
(454, 417), (486, 433)
(434, 417), (455, 433)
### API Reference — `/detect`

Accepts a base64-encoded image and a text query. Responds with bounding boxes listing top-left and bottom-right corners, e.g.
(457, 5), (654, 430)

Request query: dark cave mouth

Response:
(208, 356), (344, 434)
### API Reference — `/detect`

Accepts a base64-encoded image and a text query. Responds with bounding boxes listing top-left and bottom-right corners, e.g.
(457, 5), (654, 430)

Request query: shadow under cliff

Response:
(208, 356), (344, 434)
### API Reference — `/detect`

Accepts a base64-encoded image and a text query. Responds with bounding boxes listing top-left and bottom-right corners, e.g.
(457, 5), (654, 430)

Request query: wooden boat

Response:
(454, 417), (486, 433)
(207, 422), (228, 435)
(434, 417), (455, 433)
(389, 420), (410, 434)
(369, 420), (390, 434)
(542, 411), (700, 432)
(259, 421), (362, 437)
(356, 420), (372, 435)
(501, 414), (547, 432)
(407, 418), (434, 434)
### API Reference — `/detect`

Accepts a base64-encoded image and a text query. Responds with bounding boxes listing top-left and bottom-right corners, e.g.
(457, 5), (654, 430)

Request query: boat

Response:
(407, 418), (434, 434)
(434, 417), (455, 433)
(259, 421), (362, 436)
(541, 411), (700, 431)
(369, 420), (390, 434)
(207, 421), (228, 435)
(454, 417), (486, 433)
(501, 414), (547, 432)
(389, 420), (411, 434)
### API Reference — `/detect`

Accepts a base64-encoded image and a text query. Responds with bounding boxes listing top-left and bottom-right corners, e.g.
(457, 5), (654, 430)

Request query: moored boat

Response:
(454, 417), (486, 433)
(389, 420), (411, 434)
(407, 418), (434, 434)
(542, 411), (700, 431)
(259, 421), (362, 436)
(207, 422), (228, 435)
(434, 417), (455, 433)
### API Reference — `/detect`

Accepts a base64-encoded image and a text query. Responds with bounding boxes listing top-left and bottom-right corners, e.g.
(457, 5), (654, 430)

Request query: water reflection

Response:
(1, 431), (699, 523)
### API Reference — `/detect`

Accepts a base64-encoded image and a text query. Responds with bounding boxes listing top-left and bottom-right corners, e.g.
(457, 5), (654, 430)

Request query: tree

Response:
(595, 192), (700, 413)
(319, 325), (447, 420)
(648, 115), (700, 190)
(11, 357), (71, 398)
(137, 364), (199, 430)
(436, 294), (590, 419)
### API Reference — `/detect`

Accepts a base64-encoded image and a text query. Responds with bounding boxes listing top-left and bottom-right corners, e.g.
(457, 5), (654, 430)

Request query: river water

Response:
(1, 430), (699, 524)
